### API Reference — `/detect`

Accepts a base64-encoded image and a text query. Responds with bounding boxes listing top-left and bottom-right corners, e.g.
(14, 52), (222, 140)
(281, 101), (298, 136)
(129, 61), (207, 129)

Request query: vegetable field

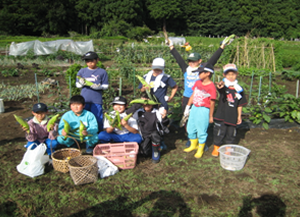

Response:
(1, 37), (300, 216)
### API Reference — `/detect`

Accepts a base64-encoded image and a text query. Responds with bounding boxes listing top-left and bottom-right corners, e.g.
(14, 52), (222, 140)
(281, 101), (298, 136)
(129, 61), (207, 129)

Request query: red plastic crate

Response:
(93, 142), (139, 170)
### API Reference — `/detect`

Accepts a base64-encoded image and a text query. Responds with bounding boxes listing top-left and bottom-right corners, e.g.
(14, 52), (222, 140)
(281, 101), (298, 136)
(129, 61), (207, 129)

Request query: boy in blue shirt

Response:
(57, 95), (98, 153)
(76, 51), (109, 131)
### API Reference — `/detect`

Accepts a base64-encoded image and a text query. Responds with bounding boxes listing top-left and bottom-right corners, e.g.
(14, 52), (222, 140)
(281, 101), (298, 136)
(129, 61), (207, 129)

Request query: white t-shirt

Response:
(103, 111), (138, 135)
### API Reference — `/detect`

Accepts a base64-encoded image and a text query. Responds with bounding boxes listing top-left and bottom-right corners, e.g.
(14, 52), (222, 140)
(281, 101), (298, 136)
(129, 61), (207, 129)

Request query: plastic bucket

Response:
(218, 144), (251, 171)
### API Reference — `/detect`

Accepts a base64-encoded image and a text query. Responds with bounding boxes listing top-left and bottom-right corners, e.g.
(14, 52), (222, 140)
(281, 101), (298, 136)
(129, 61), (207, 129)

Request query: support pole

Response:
(258, 76), (262, 103)
(35, 73), (40, 103)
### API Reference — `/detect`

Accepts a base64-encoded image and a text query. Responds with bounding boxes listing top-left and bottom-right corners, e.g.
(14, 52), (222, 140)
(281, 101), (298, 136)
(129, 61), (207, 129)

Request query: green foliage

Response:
(65, 63), (82, 96)
(1, 69), (18, 77)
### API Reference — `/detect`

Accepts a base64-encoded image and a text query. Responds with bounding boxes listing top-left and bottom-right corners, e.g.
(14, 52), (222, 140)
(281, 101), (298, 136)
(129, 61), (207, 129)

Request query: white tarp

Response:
(9, 39), (94, 56)
(168, 37), (186, 46)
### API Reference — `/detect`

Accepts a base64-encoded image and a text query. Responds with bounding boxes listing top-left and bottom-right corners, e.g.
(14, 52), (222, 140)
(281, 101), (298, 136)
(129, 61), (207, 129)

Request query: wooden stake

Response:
(271, 44), (276, 72)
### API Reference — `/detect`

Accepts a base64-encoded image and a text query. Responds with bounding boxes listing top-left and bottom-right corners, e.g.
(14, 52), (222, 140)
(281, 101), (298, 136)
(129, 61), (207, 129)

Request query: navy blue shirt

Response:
(138, 73), (176, 111)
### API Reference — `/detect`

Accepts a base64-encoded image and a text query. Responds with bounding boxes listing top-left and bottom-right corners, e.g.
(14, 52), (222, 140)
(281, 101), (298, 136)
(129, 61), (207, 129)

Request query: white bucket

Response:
(0, 99), (4, 113)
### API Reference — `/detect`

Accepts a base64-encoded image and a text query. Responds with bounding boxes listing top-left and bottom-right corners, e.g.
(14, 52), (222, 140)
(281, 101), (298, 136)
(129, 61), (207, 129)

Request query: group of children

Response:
(20, 37), (247, 164)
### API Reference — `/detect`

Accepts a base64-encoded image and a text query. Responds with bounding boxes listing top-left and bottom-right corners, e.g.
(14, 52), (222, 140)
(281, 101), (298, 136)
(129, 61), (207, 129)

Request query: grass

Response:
(1, 127), (300, 217)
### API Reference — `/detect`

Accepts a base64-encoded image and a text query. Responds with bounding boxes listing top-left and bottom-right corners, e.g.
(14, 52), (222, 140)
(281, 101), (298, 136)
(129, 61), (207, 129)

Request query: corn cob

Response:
(62, 119), (70, 139)
(47, 114), (59, 132)
(14, 114), (29, 133)
(129, 99), (159, 105)
(123, 113), (132, 121)
(79, 120), (85, 142)
(77, 76), (94, 87)
(104, 113), (114, 125)
(223, 34), (235, 45)
(136, 75), (157, 102)
(115, 111), (122, 130)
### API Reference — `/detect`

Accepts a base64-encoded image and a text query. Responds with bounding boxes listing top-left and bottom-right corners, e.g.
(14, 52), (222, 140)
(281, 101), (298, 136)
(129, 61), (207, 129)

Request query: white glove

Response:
(78, 78), (85, 85)
(164, 96), (169, 101)
(165, 39), (173, 47)
(184, 105), (191, 116)
(90, 83), (102, 90)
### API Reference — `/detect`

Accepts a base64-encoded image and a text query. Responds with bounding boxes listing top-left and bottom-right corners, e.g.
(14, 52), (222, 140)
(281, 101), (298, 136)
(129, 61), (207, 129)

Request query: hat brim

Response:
(110, 101), (127, 105)
(152, 66), (164, 70)
(223, 68), (238, 74)
(193, 67), (214, 74)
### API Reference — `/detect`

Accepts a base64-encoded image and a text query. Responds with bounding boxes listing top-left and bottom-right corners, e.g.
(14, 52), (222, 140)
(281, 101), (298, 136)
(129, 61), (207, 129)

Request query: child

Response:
(167, 39), (231, 111)
(138, 57), (178, 112)
(183, 64), (216, 158)
(57, 95), (98, 154)
(76, 51), (109, 131)
(212, 64), (247, 156)
(98, 96), (142, 144)
(126, 94), (170, 163)
(22, 103), (58, 156)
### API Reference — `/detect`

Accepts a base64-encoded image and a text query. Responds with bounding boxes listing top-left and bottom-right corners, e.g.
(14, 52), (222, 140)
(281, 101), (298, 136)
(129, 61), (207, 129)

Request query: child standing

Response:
(57, 95), (98, 154)
(126, 95), (170, 163)
(76, 51), (109, 131)
(183, 64), (216, 158)
(22, 103), (58, 156)
(138, 57), (178, 112)
(98, 96), (142, 144)
(212, 64), (247, 156)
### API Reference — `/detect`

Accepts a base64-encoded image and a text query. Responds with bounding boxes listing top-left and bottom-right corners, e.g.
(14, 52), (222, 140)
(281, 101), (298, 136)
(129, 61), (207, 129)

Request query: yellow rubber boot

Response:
(212, 145), (220, 157)
(194, 143), (205, 158)
(183, 139), (198, 152)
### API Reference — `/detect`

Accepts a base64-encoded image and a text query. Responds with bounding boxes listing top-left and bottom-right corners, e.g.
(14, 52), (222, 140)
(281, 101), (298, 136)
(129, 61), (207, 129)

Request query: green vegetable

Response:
(77, 76), (94, 87)
(129, 99), (159, 105)
(123, 113), (133, 121)
(47, 114), (59, 132)
(223, 34), (235, 45)
(135, 75), (158, 102)
(14, 114), (29, 133)
(62, 119), (70, 139)
(79, 120), (85, 142)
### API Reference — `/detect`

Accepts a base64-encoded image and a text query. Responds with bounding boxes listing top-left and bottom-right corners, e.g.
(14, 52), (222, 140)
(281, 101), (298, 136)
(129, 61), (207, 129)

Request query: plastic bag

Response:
(95, 156), (119, 178)
(16, 143), (49, 178)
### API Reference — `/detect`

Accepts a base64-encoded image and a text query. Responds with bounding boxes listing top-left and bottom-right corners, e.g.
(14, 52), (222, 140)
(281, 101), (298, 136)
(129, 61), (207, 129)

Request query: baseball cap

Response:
(111, 96), (127, 105)
(223, 63), (238, 74)
(187, 52), (201, 61)
(192, 63), (214, 74)
(82, 51), (99, 60)
(152, 57), (165, 70)
(32, 103), (48, 112)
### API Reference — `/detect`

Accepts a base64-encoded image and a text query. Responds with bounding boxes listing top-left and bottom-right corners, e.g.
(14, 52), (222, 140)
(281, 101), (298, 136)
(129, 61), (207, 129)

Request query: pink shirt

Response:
(26, 117), (58, 142)
(192, 80), (216, 108)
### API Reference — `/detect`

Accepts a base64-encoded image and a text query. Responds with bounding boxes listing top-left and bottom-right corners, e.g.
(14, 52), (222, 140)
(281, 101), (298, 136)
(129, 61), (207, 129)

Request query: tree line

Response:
(1, 0), (300, 39)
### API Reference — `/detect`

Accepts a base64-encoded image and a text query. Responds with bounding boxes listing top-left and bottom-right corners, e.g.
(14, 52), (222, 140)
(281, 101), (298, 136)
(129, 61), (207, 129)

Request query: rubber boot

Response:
(212, 145), (220, 157)
(183, 139), (198, 152)
(152, 143), (161, 163)
(194, 143), (205, 158)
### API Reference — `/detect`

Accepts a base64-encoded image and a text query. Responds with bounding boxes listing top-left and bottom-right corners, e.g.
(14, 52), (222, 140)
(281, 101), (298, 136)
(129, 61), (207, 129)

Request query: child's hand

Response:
(78, 78), (85, 85)
(21, 126), (29, 132)
(48, 124), (54, 131)
(160, 109), (167, 118)
(237, 117), (242, 125)
(121, 118), (128, 127)
(215, 81), (224, 89)
(61, 129), (67, 136)
(82, 129), (88, 136)
(209, 116), (214, 123)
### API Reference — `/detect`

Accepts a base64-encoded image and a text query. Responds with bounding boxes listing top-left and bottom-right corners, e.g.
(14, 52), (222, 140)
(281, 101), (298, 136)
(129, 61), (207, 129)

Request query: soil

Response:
(1, 66), (300, 216)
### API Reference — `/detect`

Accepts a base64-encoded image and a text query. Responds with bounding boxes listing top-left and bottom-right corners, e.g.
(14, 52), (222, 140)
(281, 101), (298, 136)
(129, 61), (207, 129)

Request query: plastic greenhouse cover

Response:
(9, 39), (94, 56)
(168, 37), (186, 46)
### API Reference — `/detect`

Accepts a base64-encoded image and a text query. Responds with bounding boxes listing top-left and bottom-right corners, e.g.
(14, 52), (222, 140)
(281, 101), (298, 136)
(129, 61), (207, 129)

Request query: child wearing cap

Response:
(183, 64), (216, 158)
(212, 64), (247, 157)
(167, 39), (230, 111)
(98, 96), (142, 144)
(126, 94), (170, 163)
(76, 51), (109, 131)
(57, 95), (99, 154)
(138, 57), (178, 112)
(21, 103), (58, 156)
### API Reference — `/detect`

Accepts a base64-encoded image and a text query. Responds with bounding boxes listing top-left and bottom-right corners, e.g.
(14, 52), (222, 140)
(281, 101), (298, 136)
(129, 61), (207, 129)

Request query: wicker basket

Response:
(51, 135), (81, 173)
(68, 156), (98, 185)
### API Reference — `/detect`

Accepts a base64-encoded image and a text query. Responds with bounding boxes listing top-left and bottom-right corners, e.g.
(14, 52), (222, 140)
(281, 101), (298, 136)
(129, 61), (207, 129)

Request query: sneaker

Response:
(86, 144), (94, 154)
(185, 140), (191, 148)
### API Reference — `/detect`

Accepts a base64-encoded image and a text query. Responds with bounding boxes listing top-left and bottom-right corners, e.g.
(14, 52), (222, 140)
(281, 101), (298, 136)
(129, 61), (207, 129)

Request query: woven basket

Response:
(68, 156), (98, 185)
(51, 135), (81, 173)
